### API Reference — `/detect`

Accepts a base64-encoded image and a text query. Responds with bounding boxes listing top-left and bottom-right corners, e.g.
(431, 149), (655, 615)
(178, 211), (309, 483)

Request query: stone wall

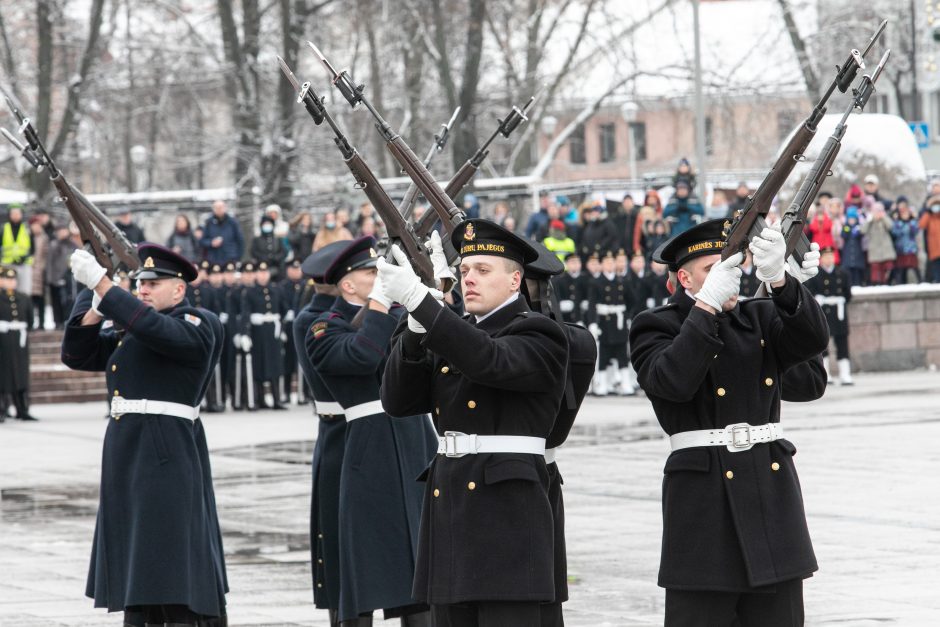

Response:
(847, 285), (940, 371)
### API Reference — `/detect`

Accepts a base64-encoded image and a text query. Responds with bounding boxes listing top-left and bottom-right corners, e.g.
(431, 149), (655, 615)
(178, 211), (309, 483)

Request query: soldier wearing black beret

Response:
(805, 246), (854, 385)
(379, 219), (570, 626)
(306, 236), (436, 626)
(62, 244), (227, 627)
(630, 220), (829, 626)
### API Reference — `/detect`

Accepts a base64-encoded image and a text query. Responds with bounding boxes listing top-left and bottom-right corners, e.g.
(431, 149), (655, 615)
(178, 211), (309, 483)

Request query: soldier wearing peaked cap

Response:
(521, 243), (596, 627)
(551, 252), (589, 325)
(62, 244), (227, 627)
(380, 219), (570, 627)
(630, 219), (829, 626)
(805, 246), (854, 385)
(280, 258), (306, 404)
(586, 250), (635, 396)
(306, 236), (437, 626)
(0, 265), (35, 421)
(293, 241), (347, 622)
(240, 260), (288, 409)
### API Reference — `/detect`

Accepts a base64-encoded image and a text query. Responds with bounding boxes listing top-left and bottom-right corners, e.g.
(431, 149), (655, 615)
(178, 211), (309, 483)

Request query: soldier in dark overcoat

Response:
(307, 236), (436, 626)
(586, 251), (634, 396)
(292, 241), (346, 625)
(187, 260), (213, 309)
(240, 261), (287, 409)
(805, 246), (854, 385)
(380, 219), (570, 626)
(200, 264), (226, 412)
(629, 220), (829, 626)
(281, 259), (305, 403)
(0, 266), (36, 421)
(522, 244), (596, 627)
(551, 252), (589, 325)
(219, 262), (240, 409)
(62, 244), (227, 627)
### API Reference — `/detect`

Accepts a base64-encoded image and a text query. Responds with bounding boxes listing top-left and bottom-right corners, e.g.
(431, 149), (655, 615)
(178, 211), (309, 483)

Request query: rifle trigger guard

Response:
(354, 180), (367, 190)
(793, 154), (806, 162)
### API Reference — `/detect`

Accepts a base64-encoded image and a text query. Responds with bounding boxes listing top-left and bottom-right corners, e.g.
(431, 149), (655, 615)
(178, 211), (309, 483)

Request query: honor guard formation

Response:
(2, 13), (930, 627)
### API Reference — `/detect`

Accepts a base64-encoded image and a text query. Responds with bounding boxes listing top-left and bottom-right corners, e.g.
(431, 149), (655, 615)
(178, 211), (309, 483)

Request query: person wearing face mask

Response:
(919, 194), (940, 283)
(250, 216), (288, 282)
(313, 211), (354, 251)
(630, 219), (829, 627)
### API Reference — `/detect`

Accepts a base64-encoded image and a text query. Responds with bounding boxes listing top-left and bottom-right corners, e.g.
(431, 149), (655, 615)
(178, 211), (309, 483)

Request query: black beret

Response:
(451, 218), (538, 265)
(654, 218), (728, 272)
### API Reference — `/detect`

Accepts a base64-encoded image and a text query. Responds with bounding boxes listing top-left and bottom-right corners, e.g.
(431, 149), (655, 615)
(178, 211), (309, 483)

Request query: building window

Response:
(705, 116), (714, 156)
(569, 124), (586, 164)
(629, 122), (647, 161)
(599, 123), (616, 163)
(777, 110), (797, 142)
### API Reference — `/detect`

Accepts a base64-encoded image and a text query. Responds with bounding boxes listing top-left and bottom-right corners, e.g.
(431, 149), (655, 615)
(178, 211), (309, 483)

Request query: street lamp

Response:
(541, 115), (558, 137)
(129, 144), (148, 192)
(621, 102), (639, 181)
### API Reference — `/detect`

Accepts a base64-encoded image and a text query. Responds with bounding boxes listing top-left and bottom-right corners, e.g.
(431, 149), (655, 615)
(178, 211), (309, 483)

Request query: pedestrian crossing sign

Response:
(909, 121), (930, 149)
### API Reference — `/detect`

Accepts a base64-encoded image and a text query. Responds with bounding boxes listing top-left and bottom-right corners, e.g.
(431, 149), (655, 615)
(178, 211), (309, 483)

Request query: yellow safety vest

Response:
(1, 222), (32, 265)
(542, 235), (576, 260)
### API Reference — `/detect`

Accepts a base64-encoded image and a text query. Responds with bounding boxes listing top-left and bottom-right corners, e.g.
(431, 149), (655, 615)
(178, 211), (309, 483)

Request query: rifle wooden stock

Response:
(345, 151), (435, 282)
(386, 137), (465, 237)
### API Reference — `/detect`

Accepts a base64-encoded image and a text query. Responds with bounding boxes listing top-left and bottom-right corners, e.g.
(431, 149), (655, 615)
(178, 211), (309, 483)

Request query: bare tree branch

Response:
(776, 0), (820, 99)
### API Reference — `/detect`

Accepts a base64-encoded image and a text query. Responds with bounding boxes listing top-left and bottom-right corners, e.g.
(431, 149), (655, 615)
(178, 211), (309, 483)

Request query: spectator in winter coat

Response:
(250, 215), (288, 280)
(827, 198), (845, 263)
(200, 200), (245, 264)
(662, 181), (704, 235)
(578, 204), (619, 263)
(642, 219), (670, 264)
(28, 218), (48, 329)
(807, 206), (837, 257)
(860, 202), (895, 285)
(166, 214), (200, 262)
(891, 197), (921, 284)
(288, 212), (317, 258)
(46, 225), (77, 328)
(642, 189), (663, 215)
(726, 181), (750, 219)
(844, 184), (864, 210)
(919, 197), (940, 283)
(863, 174), (892, 214)
(524, 194), (552, 241)
(312, 211), (353, 251)
(462, 193), (481, 220)
(841, 207), (867, 286)
(671, 157), (696, 191)
(115, 208), (146, 244)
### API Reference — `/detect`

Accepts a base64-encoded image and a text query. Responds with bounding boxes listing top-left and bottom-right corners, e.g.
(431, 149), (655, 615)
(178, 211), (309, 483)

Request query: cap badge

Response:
(464, 223), (476, 241)
(143, 256), (155, 269)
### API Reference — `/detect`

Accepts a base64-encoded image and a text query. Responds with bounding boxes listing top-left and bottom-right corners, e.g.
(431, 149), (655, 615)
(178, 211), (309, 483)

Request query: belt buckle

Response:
(727, 422), (754, 452)
(443, 431), (469, 458)
(111, 396), (125, 419)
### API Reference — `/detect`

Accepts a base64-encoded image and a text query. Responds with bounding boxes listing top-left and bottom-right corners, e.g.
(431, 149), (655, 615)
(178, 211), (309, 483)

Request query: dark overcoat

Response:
(805, 265), (852, 337)
(61, 287), (228, 616)
(0, 288), (31, 392)
(281, 278), (305, 381)
(551, 272), (588, 324)
(625, 270), (652, 316)
(381, 293), (570, 605)
(241, 283), (285, 381)
(629, 275), (830, 592)
(587, 273), (632, 344)
(293, 292), (346, 610)
(307, 297), (436, 621)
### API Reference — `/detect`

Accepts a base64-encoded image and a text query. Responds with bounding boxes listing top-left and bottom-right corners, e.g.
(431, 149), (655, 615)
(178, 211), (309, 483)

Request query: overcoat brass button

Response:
(317, 533), (323, 539)
(435, 407), (440, 415)
(441, 366), (449, 374)
(113, 389), (120, 396)
(717, 387), (726, 397)
(467, 400), (476, 409)
(468, 482), (476, 490)
(771, 462), (780, 471)
(433, 489), (440, 497)
(725, 470), (734, 479)
(760, 339), (765, 347)
(117, 341), (122, 347)
(317, 582), (322, 588)
(111, 364), (117, 372)
(318, 558), (323, 564)
(765, 377), (773, 386)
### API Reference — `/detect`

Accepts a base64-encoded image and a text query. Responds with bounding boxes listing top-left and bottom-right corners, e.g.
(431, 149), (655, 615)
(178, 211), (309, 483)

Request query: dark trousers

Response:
(539, 602), (564, 627)
(31, 294), (45, 329)
(49, 283), (70, 328)
(664, 578), (804, 627)
(433, 601), (542, 627)
(124, 604), (226, 626)
(929, 258), (940, 283)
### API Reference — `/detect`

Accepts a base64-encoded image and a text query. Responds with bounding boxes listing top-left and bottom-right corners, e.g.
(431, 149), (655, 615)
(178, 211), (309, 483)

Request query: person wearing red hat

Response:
(541, 219), (575, 261)
(62, 243), (228, 627)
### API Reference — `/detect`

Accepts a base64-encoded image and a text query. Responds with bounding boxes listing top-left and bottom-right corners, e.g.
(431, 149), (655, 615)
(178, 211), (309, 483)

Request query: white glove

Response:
(368, 265), (393, 309)
(560, 300), (575, 313)
(90, 292), (103, 316)
(588, 323), (601, 339)
(234, 334), (243, 349)
(280, 332), (287, 342)
(695, 252), (743, 311)
(70, 249), (107, 289)
(425, 231), (457, 289)
(377, 245), (433, 312)
(407, 315), (427, 334)
(749, 226), (787, 283)
(786, 242), (820, 283)
(241, 335), (253, 352)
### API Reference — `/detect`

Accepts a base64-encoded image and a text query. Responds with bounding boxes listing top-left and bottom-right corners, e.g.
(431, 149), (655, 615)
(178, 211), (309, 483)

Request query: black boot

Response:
(14, 390), (37, 421)
(400, 610), (432, 627)
(270, 381), (287, 410)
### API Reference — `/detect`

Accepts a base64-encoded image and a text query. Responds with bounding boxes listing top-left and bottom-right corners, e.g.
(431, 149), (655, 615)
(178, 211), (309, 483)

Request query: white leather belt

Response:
(110, 397), (200, 421)
(670, 422), (783, 453)
(315, 400), (344, 417)
(815, 294), (846, 320)
(219, 312), (229, 324)
(249, 312), (282, 339)
(544, 447), (557, 465)
(437, 432), (547, 458)
(596, 303), (627, 329)
(559, 299), (575, 313)
(0, 320), (28, 346)
(344, 400), (384, 422)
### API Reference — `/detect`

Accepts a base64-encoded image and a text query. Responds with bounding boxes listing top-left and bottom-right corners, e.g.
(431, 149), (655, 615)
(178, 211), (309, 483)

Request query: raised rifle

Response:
(779, 50), (890, 264)
(414, 95), (536, 240)
(398, 105), (461, 222)
(277, 56), (435, 284)
(308, 42), (466, 247)
(1, 91), (139, 276)
(722, 19), (887, 261)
